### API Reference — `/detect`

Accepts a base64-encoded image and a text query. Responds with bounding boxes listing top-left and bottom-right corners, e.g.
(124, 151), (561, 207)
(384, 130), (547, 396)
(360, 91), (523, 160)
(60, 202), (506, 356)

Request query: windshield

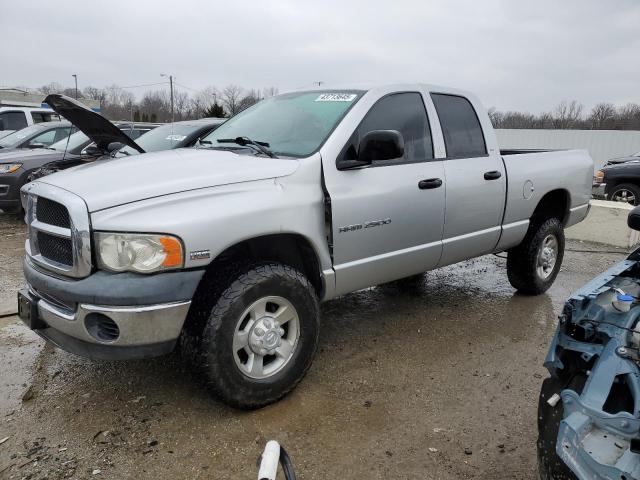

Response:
(0, 124), (43, 148)
(201, 91), (364, 157)
(49, 131), (90, 153)
(116, 123), (201, 157)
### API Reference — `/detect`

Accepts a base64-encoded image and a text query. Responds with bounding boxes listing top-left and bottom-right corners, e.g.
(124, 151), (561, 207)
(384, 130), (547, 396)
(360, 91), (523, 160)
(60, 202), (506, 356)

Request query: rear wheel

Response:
(183, 262), (320, 409)
(507, 218), (564, 295)
(607, 183), (640, 206)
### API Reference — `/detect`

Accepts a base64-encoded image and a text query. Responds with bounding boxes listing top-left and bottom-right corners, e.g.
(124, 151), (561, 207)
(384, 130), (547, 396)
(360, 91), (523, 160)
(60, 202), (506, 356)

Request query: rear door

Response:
(326, 92), (446, 295)
(430, 93), (506, 267)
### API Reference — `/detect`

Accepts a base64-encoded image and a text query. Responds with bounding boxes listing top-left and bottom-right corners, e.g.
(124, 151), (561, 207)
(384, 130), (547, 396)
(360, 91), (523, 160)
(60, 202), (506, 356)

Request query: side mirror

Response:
(83, 145), (102, 156)
(628, 206), (640, 231)
(107, 142), (124, 153)
(359, 130), (404, 162)
(337, 130), (405, 170)
(28, 143), (45, 149)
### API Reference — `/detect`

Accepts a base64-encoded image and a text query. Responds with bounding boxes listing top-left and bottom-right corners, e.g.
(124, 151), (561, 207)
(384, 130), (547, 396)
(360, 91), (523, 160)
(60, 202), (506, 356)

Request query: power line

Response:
(119, 81), (168, 89)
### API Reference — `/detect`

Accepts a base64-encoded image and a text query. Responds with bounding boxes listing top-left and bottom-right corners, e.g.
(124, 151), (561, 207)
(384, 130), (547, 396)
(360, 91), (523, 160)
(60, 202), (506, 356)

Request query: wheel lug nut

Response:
(277, 328), (284, 336)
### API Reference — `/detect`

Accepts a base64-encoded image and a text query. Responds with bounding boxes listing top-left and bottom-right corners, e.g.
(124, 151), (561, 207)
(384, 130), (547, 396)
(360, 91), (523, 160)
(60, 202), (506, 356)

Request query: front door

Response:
(324, 92), (446, 296)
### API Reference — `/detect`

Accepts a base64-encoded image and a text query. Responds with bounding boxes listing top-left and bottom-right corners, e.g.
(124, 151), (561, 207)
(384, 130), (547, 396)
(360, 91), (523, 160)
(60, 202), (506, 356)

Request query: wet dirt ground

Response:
(0, 214), (628, 479)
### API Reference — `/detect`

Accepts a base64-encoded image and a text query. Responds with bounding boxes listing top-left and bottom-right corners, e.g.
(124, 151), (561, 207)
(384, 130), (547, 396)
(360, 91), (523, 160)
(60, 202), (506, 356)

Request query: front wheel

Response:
(507, 218), (565, 295)
(188, 262), (320, 409)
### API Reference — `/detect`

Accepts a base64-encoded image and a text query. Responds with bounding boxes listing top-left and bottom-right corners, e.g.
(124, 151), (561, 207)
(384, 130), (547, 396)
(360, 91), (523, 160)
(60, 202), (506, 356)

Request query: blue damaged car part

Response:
(538, 206), (640, 480)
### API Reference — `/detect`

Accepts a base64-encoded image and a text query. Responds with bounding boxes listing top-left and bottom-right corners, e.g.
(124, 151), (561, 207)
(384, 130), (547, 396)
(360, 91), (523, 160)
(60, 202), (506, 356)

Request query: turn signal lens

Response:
(593, 170), (604, 184)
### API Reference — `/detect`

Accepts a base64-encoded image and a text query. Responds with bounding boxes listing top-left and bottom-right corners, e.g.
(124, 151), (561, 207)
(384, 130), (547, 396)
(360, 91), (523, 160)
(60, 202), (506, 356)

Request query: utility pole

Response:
(72, 74), (78, 99)
(161, 74), (175, 122)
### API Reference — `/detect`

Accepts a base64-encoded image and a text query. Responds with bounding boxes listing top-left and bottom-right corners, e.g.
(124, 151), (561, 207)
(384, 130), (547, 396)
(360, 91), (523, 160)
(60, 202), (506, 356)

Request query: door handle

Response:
(418, 178), (443, 190)
(484, 170), (502, 180)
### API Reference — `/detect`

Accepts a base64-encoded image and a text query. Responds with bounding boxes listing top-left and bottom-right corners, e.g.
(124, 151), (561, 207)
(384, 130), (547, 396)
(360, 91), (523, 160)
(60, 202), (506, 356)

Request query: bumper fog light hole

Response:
(85, 313), (120, 342)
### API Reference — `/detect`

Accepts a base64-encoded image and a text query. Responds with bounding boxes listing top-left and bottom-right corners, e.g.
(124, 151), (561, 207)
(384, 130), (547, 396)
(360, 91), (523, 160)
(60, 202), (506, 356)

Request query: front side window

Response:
(431, 93), (487, 158)
(50, 131), (90, 153)
(341, 92), (433, 164)
(0, 111), (28, 131)
(27, 129), (58, 147)
(201, 91), (364, 157)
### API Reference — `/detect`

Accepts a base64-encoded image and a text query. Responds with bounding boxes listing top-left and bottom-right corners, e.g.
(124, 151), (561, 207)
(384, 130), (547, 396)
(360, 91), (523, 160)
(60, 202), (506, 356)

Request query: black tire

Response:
(183, 262), (320, 409)
(607, 183), (640, 206)
(537, 376), (579, 480)
(507, 218), (565, 295)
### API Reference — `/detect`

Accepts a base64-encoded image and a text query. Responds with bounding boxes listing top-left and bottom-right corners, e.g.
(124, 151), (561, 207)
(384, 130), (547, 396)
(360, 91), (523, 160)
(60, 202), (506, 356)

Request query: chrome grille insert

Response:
(37, 231), (73, 266)
(36, 197), (71, 228)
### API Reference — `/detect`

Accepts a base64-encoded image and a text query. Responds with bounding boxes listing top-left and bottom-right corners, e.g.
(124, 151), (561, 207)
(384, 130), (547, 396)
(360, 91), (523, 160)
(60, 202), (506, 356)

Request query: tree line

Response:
(31, 83), (640, 131)
(37, 82), (279, 123)
(488, 100), (640, 130)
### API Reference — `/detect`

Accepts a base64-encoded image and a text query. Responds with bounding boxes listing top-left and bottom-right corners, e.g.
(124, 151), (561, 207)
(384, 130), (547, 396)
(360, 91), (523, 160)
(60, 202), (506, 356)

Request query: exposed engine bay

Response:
(540, 253), (640, 479)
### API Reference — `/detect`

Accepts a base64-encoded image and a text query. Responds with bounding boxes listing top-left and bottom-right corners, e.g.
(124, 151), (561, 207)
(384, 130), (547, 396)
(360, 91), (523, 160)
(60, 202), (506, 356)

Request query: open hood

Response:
(44, 94), (144, 154)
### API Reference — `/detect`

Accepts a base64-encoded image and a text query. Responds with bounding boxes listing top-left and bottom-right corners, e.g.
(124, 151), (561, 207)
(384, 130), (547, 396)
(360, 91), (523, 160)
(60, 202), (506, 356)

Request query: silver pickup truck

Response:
(18, 84), (593, 408)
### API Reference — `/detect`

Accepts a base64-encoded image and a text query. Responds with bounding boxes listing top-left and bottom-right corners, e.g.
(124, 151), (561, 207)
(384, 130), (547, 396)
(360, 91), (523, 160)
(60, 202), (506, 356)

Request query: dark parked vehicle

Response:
(593, 161), (640, 205)
(0, 121), (74, 153)
(0, 123), (154, 214)
(604, 150), (640, 166)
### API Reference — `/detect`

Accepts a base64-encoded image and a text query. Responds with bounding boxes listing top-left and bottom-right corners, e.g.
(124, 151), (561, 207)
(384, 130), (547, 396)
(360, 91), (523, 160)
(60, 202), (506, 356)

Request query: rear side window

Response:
(0, 111), (28, 131)
(343, 92), (433, 164)
(431, 93), (486, 158)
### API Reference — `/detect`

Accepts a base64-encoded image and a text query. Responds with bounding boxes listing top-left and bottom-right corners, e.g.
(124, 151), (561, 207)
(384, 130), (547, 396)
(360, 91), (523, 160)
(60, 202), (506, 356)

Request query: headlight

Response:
(95, 232), (184, 273)
(0, 163), (22, 174)
(593, 170), (605, 184)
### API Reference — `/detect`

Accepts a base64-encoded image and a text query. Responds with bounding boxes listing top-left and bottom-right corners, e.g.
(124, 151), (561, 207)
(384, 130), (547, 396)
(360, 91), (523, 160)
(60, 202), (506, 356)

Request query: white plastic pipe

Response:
(258, 440), (281, 480)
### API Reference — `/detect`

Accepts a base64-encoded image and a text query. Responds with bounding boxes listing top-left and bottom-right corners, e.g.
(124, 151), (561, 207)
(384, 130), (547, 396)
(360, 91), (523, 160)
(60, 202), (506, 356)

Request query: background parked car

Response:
(0, 121), (74, 153)
(0, 106), (61, 138)
(0, 122), (157, 214)
(593, 161), (640, 205)
(603, 150), (640, 166)
(28, 94), (225, 180)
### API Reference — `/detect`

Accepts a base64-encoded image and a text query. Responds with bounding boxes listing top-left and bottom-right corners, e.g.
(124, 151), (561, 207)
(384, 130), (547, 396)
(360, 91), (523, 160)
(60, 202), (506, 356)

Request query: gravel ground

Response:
(0, 214), (629, 479)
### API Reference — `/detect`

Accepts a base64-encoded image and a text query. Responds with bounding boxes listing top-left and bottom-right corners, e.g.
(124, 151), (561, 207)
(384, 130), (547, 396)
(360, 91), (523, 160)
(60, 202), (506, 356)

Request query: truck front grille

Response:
(37, 231), (73, 266)
(23, 182), (92, 279)
(36, 197), (71, 228)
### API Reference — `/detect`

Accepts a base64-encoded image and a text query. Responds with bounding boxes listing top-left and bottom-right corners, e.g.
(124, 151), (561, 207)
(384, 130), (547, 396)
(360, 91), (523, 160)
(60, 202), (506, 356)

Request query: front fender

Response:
(90, 177), (332, 272)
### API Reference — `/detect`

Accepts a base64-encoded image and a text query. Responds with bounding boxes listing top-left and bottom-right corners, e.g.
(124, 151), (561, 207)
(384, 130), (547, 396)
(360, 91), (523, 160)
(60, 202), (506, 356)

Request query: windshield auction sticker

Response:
(315, 93), (357, 102)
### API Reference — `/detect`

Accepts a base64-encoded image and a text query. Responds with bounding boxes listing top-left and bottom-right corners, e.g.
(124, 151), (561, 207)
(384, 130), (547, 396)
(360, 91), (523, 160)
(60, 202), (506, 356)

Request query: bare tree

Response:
(238, 88), (261, 112)
(39, 82), (64, 95)
(262, 86), (279, 98)
(221, 85), (244, 116)
(588, 103), (616, 129)
(191, 86), (221, 118)
(553, 100), (583, 129)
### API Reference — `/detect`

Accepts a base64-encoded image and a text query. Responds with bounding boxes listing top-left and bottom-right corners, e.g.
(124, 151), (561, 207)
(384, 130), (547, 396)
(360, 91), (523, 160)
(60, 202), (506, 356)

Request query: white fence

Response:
(496, 129), (640, 171)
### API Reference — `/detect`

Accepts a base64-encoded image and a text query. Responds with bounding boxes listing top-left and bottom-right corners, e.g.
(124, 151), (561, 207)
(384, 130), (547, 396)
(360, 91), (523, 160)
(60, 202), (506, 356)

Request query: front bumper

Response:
(21, 257), (204, 360)
(592, 183), (607, 199)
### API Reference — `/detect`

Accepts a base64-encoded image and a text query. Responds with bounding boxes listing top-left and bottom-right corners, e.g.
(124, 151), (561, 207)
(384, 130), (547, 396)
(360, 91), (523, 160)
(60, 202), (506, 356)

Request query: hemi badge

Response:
(190, 250), (210, 260)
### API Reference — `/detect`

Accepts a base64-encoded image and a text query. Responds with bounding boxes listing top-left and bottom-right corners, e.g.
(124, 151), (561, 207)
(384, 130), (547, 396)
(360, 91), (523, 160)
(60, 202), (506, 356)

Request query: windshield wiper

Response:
(217, 137), (277, 158)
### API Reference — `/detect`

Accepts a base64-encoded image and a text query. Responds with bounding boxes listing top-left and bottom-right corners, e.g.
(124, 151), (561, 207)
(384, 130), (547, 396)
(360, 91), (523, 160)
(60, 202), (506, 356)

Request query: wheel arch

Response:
(531, 188), (571, 226)
(203, 233), (324, 296)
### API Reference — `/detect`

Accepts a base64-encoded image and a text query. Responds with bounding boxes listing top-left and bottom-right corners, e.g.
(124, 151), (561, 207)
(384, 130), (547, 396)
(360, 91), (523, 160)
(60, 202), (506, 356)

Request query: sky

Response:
(1, 0), (639, 114)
